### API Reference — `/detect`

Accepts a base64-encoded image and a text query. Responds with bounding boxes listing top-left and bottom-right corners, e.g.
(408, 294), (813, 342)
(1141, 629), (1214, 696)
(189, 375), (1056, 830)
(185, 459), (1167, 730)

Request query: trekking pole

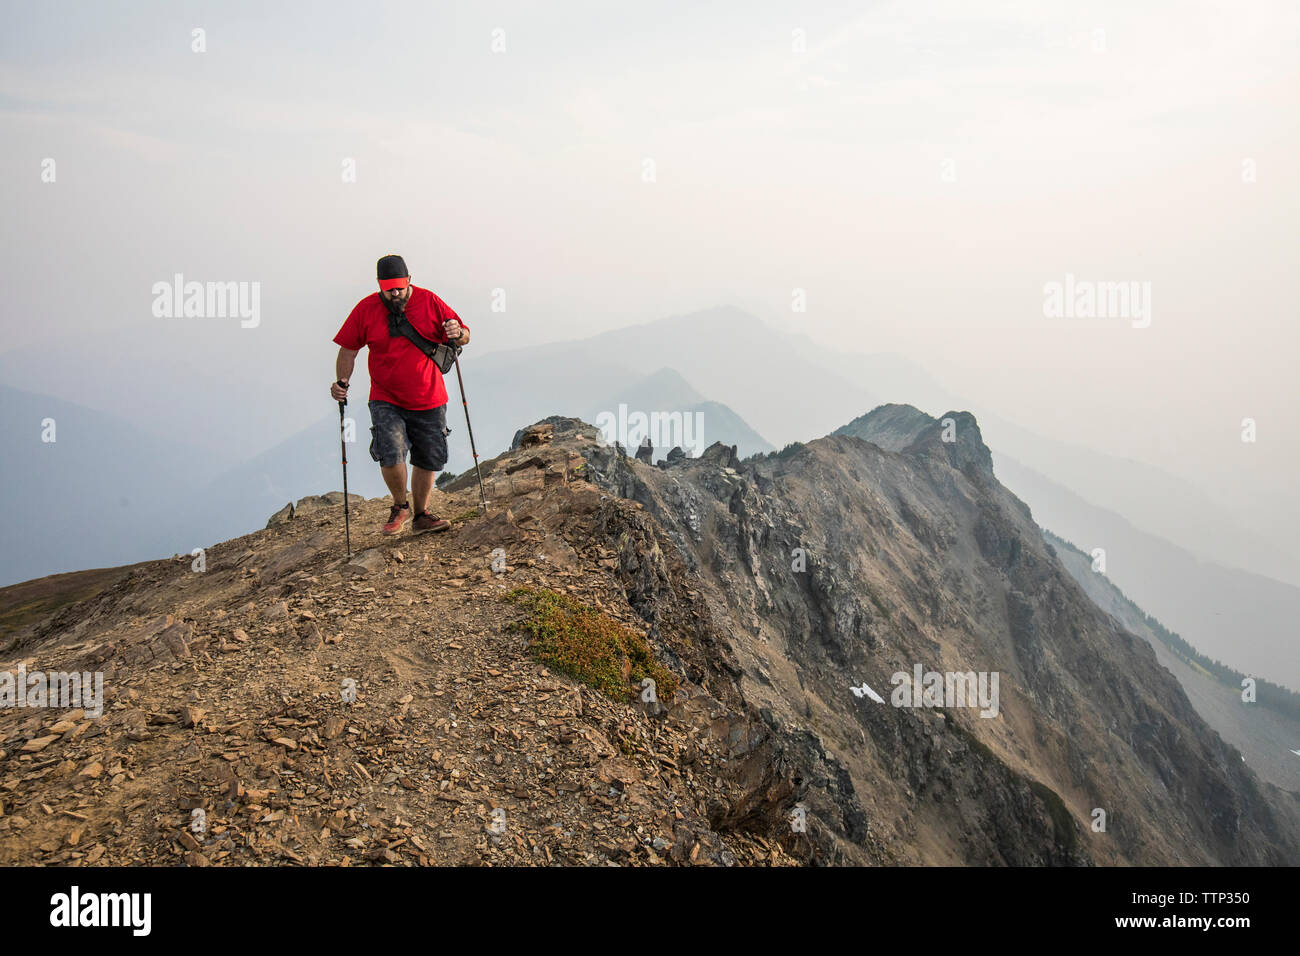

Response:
(451, 352), (489, 516)
(338, 400), (352, 558)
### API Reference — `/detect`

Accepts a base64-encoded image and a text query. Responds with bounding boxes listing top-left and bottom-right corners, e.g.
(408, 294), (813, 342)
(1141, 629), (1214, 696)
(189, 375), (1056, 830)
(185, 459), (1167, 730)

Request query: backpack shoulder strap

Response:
(389, 310), (461, 372)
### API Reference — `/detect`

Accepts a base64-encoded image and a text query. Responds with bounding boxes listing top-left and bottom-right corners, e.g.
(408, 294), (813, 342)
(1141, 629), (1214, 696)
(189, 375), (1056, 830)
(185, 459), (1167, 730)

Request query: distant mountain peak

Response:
(834, 404), (995, 484)
(639, 366), (697, 388)
(834, 403), (936, 450)
(641, 305), (773, 337)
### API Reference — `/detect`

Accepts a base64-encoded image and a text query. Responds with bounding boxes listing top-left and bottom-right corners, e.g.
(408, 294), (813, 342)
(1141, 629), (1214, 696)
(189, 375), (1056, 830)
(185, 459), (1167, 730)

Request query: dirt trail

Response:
(0, 425), (798, 866)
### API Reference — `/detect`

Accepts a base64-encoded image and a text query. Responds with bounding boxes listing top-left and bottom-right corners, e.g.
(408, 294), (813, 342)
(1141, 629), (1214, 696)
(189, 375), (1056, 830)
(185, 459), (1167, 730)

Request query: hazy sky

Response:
(3, 0), (1297, 523)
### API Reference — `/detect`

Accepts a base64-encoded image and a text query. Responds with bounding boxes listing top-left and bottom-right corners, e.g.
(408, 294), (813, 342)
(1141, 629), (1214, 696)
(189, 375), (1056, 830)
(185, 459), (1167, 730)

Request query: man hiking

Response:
(329, 254), (470, 535)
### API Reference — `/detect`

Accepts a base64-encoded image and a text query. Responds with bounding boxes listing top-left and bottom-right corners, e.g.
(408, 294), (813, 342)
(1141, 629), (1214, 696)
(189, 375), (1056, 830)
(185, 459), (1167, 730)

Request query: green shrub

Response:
(504, 586), (677, 704)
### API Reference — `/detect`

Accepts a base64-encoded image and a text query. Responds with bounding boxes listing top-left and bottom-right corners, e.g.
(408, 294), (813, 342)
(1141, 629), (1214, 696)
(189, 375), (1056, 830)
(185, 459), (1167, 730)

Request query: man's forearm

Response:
(336, 348), (358, 382)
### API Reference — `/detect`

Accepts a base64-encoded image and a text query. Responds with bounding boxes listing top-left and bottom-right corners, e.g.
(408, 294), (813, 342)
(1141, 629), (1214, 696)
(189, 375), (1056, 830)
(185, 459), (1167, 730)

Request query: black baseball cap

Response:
(377, 254), (410, 290)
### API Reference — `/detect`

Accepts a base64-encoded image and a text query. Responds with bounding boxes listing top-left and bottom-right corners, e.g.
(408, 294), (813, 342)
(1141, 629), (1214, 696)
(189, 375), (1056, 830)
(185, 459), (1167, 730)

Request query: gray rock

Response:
(261, 601), (289, 621)
(696, 441), (738, 468)
(345, 549), (386, 576)
(261, 531), (334, 581)
(510, 416), (600, 451)
(295, 491), (364, 518)
(268, 492), (363, 528)
(266, 502), (294, 528)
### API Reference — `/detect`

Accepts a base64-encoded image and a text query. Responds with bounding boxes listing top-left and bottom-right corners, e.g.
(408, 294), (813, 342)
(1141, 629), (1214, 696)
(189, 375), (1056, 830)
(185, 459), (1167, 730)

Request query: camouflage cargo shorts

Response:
(368, 400), (450, 472)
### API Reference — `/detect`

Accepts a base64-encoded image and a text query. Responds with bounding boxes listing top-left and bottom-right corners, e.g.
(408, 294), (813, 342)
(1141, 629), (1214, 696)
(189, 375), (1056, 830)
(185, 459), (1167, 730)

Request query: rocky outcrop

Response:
(266, 491), (365, 529)
(579, 406), (1300, 865)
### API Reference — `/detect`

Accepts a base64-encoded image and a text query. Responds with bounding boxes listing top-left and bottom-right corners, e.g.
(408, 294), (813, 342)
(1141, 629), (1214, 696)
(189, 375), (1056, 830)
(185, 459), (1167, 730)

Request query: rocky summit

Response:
(1, 410), (1297, 866)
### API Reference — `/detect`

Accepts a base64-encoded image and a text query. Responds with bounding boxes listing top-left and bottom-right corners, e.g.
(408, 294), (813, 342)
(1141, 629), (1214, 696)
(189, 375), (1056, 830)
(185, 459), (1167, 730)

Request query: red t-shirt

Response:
(333, 286), (468, 410)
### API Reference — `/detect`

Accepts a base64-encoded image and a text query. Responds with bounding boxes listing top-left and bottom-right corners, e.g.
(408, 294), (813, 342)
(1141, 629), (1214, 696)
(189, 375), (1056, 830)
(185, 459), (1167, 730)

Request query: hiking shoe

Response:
(382, 502), (411, 535)
(412, 510), (451, 534)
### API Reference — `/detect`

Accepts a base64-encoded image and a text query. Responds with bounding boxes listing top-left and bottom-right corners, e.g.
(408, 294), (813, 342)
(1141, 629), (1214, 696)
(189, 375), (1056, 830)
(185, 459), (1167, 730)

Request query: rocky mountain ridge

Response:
(588, 405), (1300, 864)
(1, 407), (1296, 865)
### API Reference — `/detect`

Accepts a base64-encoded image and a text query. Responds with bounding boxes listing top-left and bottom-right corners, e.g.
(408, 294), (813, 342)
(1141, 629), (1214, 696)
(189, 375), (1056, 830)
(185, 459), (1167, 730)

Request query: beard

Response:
(384, 291), (410, 342)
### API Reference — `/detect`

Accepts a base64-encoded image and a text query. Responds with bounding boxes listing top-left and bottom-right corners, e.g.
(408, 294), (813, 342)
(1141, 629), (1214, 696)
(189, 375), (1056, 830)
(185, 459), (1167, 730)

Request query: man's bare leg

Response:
(380, 462), (409, 506)
(411, 466), (435, 515)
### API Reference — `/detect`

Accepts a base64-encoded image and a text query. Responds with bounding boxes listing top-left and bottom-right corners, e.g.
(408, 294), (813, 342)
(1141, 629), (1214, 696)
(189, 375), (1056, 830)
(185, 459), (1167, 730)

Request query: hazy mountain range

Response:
(2, 307), (1296, 695)
(0, 385), (220, 585)
(1047, 530), (1300, 794)
(994, 454), (1300, 693)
